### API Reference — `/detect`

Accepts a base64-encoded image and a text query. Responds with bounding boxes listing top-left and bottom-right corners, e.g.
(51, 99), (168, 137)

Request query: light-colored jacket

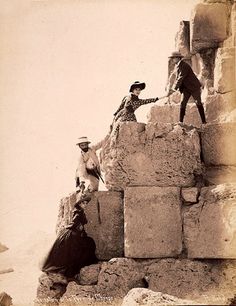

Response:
(75, 136), (109, 181)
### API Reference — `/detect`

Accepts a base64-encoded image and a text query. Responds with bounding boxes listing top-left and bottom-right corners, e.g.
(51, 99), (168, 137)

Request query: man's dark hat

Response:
(129, 81), (146, 92)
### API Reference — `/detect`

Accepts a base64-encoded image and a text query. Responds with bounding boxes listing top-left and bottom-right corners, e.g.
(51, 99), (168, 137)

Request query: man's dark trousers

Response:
(180, 89), (206, 123)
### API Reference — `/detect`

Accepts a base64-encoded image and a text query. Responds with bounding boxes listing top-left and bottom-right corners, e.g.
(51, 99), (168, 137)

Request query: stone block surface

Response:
(175, 21), (190, 57)
(147, 103), (202, 127)
(124, 187), (182, 258)
(190, 3), (228, 52)
(201, 122), (236, 166)
(101, 123), (201, 190)
(214, 47), (236, 93)
(184, 184), (236, 258)
(84, 191), (124, 260)
(182, 187), (199, 203)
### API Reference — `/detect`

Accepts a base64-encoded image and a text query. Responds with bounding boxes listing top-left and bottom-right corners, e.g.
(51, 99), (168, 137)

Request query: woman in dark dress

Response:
(41, 195), (98, 278)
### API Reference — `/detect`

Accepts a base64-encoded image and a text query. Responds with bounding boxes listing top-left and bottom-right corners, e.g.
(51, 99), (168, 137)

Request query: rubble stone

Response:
(121, 288), (198, 306)
(182, 187), (199, 203)
(78, 263), (102, 285)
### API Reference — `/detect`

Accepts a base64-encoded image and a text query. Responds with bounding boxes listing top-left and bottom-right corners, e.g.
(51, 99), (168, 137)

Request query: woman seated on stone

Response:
(41, 194), (98, 279)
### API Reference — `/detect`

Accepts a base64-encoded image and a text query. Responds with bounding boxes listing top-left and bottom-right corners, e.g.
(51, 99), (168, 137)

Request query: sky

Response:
(0, 0), (199, 248)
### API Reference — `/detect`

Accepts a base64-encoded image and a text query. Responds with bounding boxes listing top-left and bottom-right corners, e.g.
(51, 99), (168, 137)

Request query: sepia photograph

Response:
(0, 0), (236, 305)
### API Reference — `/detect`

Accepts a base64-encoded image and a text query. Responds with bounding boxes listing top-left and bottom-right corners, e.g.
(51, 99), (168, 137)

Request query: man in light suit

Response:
(168, 51), (207, 124)
(75, 136), (107, 192)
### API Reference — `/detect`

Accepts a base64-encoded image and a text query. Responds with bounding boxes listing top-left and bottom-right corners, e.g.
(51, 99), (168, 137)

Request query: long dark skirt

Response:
(41, 228), (98, 278)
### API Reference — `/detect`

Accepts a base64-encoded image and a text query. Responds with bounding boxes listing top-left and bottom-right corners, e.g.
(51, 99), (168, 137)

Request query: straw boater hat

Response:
(168, 51), (184, 58)
(76, 136), (91, 145)
(129, 81), (146, 93)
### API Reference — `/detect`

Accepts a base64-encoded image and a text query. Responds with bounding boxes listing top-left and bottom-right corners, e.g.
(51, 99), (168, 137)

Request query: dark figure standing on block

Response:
(167, 51), (207, 124)
(41, 194), (98, 279)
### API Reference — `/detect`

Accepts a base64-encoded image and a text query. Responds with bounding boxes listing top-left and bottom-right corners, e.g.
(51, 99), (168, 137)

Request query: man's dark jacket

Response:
(174, 60), (202, 94)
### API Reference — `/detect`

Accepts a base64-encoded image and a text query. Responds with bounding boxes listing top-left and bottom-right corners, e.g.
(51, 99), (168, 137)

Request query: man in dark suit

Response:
(168, 51), (206, 124)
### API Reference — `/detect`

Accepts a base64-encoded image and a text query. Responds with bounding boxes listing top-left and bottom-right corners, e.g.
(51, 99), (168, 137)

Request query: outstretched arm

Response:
(128, 97), (158, 111)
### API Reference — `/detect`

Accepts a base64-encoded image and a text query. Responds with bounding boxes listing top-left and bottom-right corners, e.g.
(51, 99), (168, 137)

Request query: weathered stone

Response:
(60, 282), (98, 306)
(198, 48), (216, 88)
(121, 288), (198, 306)
(97, 258), (146, 298)
(184, 184), (236, 258)
(124, 187), (182, 258)
(78, 263), (102, 285)
(37, 272), (68, 301)
(101, 123), (201, 190)
(146, 258), (236, 302)
(175, 21), (190, 57)
(182, 187), (199, 203)
(190, 3), (228, 52)
(84, 191), (124, 260)
(232, 4), (236, 46)
(201, 122), (236, 166)
(204, 166), (236, 185)
(0, 292), (12, 306)
(205, 92), (236, 123)
(147, 103), (202, 127)
(214, 47), (236, 93)
(56, 191), (124, 260)
(56, 193), (76, 235)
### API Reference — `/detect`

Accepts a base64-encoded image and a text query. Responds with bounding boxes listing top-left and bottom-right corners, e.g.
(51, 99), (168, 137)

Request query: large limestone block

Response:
(124, 187), (182, 258)
(184, 184), (236, 258)
(214, 47), (236, 93)
(147, 103), (202, 127)
(56, 191), (124, 260)
(190, 3), (228, 52)
(201, 122), (236, 166)
(101, 123), (201, 190)
(84, 191), (124, 260)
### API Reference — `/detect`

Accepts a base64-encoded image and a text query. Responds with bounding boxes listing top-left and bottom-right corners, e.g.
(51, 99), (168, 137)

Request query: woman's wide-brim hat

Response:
(76, 136), (91, 145)
(129, 81), (146, 92)
(168, 51), (184, 58)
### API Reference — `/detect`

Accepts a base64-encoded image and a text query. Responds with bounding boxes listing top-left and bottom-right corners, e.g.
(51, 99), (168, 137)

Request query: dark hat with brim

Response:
(168, 51), (184, 58)
(129, 81), (146, 92)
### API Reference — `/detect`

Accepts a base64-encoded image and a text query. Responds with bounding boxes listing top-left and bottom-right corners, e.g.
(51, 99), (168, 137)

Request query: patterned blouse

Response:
(114, 94), (158, 122)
